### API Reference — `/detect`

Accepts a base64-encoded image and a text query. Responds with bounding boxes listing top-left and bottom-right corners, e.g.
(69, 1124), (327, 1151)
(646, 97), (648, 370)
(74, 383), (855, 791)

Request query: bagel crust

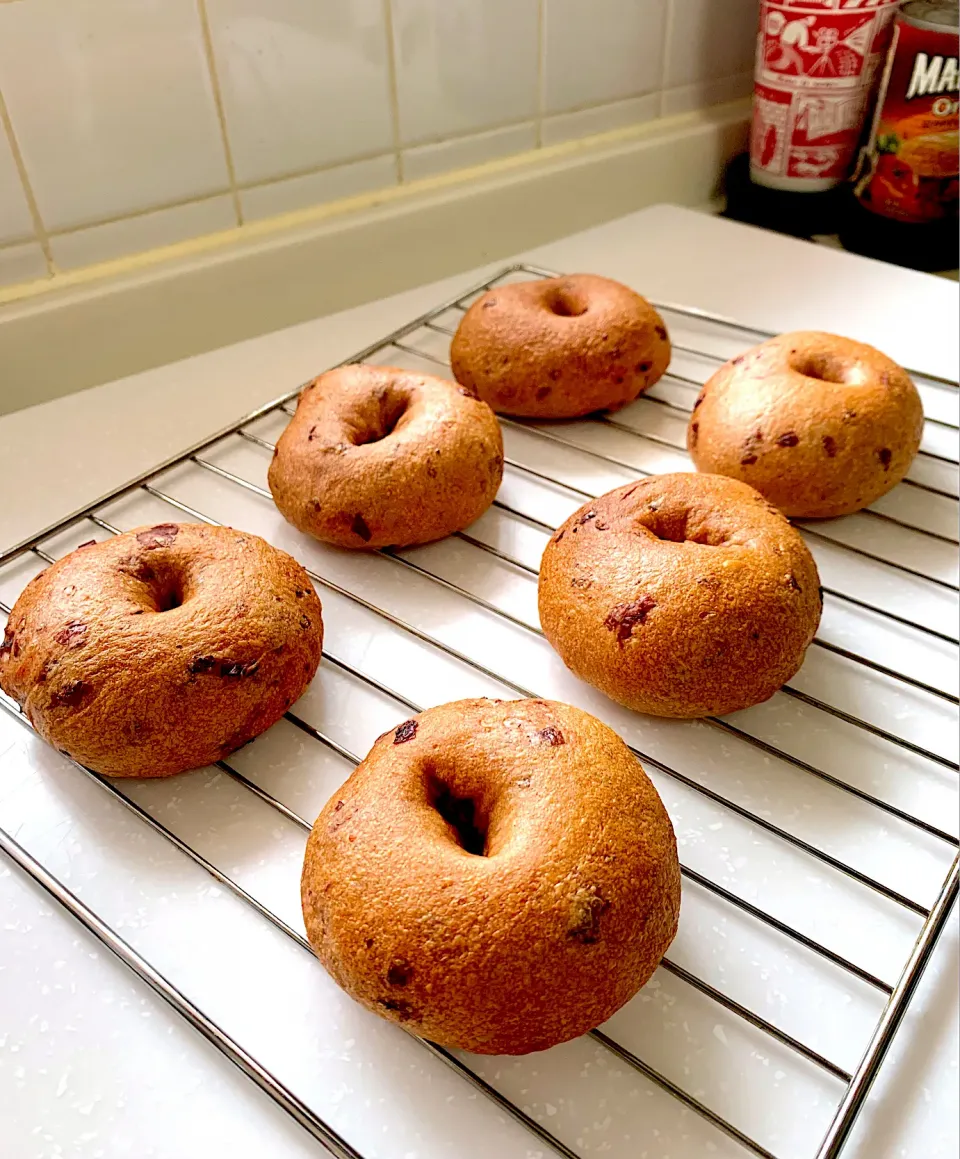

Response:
(268, 364), (504, 549)
(688, 331), (924, 518)
(0, 523), (323, 778)
(450, 274), (671, 418)
(301, 698), (680, 1055)
(538, 474), (822, 719)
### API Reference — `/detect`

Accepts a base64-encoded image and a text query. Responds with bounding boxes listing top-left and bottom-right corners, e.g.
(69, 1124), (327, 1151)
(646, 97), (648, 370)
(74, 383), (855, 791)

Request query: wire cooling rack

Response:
(0, 263), (957, 1159)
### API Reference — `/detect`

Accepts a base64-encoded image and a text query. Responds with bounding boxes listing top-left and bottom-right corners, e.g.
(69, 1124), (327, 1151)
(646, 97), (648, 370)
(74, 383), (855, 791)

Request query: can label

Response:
(853, 8), (960, 222)
(751, 1), (901, 190)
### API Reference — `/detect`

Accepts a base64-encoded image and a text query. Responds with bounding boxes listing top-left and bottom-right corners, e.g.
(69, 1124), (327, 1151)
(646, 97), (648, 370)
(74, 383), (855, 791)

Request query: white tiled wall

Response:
(0, 0), (757, 287)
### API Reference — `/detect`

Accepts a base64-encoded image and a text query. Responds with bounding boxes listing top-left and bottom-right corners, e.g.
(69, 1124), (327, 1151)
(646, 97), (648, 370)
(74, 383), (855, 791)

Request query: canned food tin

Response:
(852, 0), (959, 222)
(750, 0), (902, 192)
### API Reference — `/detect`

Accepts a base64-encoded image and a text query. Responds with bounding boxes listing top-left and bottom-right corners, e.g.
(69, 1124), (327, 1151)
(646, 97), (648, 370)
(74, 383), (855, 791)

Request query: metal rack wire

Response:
(0, 263), (957, 1159)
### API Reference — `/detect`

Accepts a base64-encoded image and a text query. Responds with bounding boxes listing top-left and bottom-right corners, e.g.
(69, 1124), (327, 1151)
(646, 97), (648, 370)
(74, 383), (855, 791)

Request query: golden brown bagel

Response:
(0, 523), (322, 777)
(450, 274), (671, 418)
(301, 697), (680, 1055)
(687, 331), (924, 518)
(538, 474), (822, 718)
(268, 364), (503, 549)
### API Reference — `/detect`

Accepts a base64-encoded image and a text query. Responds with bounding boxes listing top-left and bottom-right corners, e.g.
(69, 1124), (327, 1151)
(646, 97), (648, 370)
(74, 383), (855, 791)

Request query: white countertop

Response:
(0, 205), (957, 1159)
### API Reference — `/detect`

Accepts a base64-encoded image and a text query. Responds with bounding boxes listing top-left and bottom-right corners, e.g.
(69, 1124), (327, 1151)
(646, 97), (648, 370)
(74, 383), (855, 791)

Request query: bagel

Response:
(687, 331), (924, 518)
(301, 697), (680, 1055)
(450, 274), (671, 418)
(538, 474), (822, 718)
(0, 523), (323, 777)
(268, 364), (503, 549)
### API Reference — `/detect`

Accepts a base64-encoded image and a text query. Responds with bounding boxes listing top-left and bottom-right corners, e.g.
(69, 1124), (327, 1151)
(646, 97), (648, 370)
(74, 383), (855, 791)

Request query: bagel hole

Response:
(156, 585), (183, 612)
(792, 352), (863, 386)
(146, 574), (186, 613)
(642, 508), (728, 548)
(353, 393), (409, 446)
(128, 562), (188, 613)
(545, 287), (588, 319)
(426, 773), (488, 856)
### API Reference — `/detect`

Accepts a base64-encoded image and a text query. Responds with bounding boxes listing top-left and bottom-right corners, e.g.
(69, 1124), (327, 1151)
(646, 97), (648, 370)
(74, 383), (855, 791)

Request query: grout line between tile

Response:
(42, 120), (532, 243)
(660, 69), (755, 110)
(0, 236), (37, 253)
(402, 91), (664, 154)
(402, 119), (539, 163)
(541, 89), (662, 130)
(402, 116), (536, 154)
(18, 86), (742, 248)
(0, 98), (752, 303)
(195, 0), (244, 226)
(49, 144), (400, 242)
(47, 189), (237, 240)
(381, 0), (405, 184)
(535, 0), (546, 148)
(0, 83), (55, 276)
(659, 0), (677, 119)
(237, 150), (396, 195)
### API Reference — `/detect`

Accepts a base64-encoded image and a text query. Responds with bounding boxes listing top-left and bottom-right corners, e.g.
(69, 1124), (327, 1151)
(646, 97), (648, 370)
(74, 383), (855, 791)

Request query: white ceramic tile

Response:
(540, 94), (661, 147)
(0, 0), (229, 231)
(543, 0), (668, 113)
(0, 240), (46, 287)
(391, 0), (539, 144)
(661, 71), (753, 116)
(50, 196), (236, 271)
(402, 122), (536, 182)
(206, 0), (395, 185)
(664, 0), (758, 88)
(240, 154), (397, 221)
(0, 128), (33, 245)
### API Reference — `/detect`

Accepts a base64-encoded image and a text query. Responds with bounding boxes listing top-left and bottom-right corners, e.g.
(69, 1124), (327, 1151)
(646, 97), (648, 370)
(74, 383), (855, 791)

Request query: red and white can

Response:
(852, 1), (960, 223)
(750, 0), (902, 191)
